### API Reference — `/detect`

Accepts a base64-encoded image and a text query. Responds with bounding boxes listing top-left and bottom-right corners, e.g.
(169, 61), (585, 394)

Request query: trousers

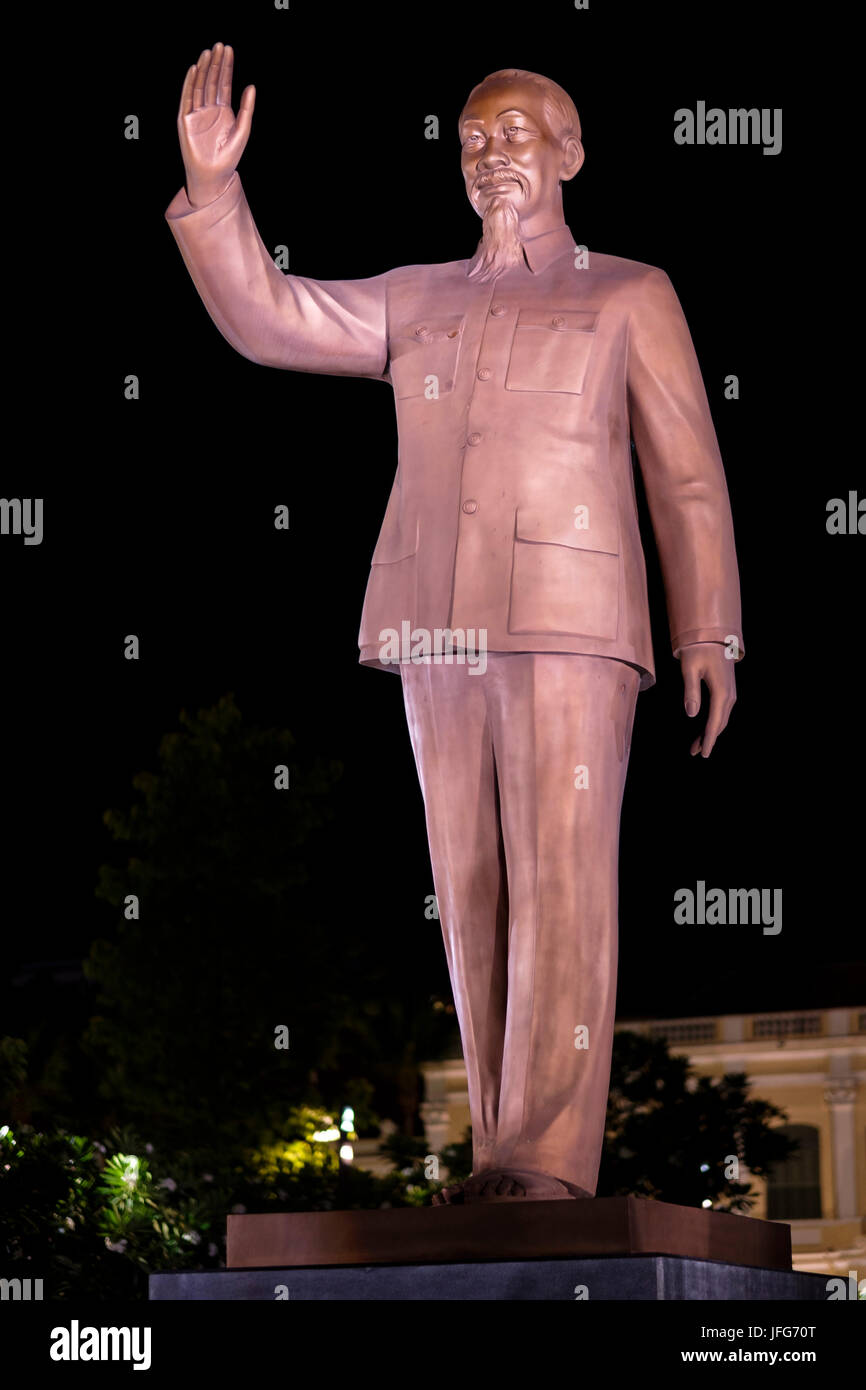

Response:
(400, 651), (640, 1192)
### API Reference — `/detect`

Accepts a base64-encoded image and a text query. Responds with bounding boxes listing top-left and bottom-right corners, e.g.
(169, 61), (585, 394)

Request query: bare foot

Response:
(458, 1167), (593, 1202)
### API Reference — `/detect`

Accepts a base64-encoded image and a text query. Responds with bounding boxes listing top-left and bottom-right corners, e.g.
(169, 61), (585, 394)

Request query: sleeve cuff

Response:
(164, 171), (242, 222)
(672, 628), (744, 660)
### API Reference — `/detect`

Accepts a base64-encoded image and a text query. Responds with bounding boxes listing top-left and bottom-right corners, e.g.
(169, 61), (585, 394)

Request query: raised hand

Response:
(177, 43), (255, 207)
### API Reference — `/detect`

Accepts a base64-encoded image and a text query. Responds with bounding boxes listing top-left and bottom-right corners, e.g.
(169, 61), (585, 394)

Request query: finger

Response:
(699, 683), (731, 759)
(233, 85), (256, 144)
(683, 665), (703, 719)
(218, 44), (234, 107)
(205, 41), (224, 107)
(192, 49), (211, 111)
(178, 64), (196, 121)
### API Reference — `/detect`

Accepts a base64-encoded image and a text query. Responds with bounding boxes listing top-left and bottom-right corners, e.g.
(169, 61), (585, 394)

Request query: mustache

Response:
(474, 170), (527, 195)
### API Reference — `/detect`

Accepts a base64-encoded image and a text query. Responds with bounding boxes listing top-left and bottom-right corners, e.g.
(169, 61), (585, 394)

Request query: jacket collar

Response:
(521, 223), (575, 273)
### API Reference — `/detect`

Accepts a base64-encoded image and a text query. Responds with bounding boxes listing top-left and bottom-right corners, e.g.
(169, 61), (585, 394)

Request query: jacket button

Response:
(447, 328), (459, 338)
(415, 325), (428, 336)
(462, 499), (478, 514)
(477, 367), (491, 380)
(490, 303), (506, 316)
(467, 432), (482, 446)
(552, 315), (565, 328)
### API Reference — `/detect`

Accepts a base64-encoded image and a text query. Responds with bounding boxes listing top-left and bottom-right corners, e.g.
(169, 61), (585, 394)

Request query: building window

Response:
(766, 1125), (822, 1220)
(647, 1020), (718, 1044)
(752, 1014), (822, 1039)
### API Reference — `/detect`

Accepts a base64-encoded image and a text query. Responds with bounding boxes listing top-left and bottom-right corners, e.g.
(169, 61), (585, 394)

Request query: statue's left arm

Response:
(627, 267), (743, 757)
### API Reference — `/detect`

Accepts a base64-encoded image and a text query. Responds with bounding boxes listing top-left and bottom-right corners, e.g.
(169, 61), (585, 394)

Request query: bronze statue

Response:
(166, 45), (743, 1204)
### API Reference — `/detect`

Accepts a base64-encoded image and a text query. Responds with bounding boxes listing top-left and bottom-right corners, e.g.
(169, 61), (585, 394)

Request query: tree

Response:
(597, 1029), (796, 1209)
(81, 694), (456, 1166)
(83, 694), (347, 1162)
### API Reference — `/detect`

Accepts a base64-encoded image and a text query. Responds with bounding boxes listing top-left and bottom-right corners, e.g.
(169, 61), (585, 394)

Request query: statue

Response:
(165, 44), (743, 1205)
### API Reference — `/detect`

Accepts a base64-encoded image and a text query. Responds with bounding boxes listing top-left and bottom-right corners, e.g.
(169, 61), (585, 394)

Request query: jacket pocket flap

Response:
(515, 490), (618, 556)
(396, 316), (464, 343)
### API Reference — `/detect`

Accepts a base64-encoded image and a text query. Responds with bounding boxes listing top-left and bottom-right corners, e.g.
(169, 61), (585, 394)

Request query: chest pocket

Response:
(505, 308), (598, 395)
(388, 316), (465, 400)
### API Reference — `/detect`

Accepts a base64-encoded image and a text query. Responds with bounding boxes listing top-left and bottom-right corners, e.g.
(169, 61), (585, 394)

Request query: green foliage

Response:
(0, 1124), (217, 1299)
(0, 1105), (443, 1299)
(378, 1127), (473, 1198)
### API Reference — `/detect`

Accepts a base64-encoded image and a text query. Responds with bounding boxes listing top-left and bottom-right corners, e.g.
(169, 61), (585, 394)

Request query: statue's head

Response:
(459, 70), (584, 281)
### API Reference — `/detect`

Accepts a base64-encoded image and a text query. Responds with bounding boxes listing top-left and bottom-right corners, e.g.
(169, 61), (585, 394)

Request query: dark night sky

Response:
(3, 1), (861, 1032)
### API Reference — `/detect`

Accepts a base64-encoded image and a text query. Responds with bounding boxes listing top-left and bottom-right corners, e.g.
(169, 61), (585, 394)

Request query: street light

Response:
(339, 1106), (356, 1164)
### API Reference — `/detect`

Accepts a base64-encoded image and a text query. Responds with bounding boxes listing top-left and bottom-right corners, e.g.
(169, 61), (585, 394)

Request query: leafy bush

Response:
(0, 1123), (221, 1299)
(0, 1106), (449, 1300)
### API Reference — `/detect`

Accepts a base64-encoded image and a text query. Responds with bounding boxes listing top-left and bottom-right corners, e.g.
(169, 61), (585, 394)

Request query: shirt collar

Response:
(521, 223), (576, 273)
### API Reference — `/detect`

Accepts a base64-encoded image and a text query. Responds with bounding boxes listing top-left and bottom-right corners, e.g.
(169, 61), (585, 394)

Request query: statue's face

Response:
(459, 79), (567, 226)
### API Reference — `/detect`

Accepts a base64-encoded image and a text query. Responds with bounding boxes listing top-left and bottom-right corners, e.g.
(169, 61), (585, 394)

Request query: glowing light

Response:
(702, 1199), (713, 1208)
(312, 1127), (340, 1142)
(340, 1107), (355, 1133)
(700, 1163), (710, 1172)
(339, 1144), (354, 1163)
(121, 1155), (140, 1186)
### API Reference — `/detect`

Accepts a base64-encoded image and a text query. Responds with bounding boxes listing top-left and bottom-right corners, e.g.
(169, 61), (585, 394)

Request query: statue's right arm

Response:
(165, 44), (388, 380)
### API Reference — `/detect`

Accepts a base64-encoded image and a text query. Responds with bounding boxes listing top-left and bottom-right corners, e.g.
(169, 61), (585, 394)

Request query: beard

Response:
(466, 186), (525, 283)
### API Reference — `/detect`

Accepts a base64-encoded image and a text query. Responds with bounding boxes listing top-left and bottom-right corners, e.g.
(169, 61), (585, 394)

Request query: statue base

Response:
(146, 1196), (834, 1299)
(224, 1194), (790, 1270)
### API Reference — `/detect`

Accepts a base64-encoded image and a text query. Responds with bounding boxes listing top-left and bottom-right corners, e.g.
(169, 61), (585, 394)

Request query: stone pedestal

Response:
(148, 1197), (833, 1300)
(150, 1256), (829, 1301)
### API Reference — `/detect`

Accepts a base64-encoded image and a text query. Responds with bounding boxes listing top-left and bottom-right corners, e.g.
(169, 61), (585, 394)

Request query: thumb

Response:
(234, 84), (256, 145)
(683, 667), (702, 718)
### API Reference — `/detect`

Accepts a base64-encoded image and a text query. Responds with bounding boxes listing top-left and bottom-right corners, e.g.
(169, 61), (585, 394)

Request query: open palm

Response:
(177, 43), (255, 203)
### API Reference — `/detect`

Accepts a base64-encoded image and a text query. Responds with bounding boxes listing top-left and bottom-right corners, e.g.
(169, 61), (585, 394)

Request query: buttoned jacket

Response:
(166, 174), (744, 687)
